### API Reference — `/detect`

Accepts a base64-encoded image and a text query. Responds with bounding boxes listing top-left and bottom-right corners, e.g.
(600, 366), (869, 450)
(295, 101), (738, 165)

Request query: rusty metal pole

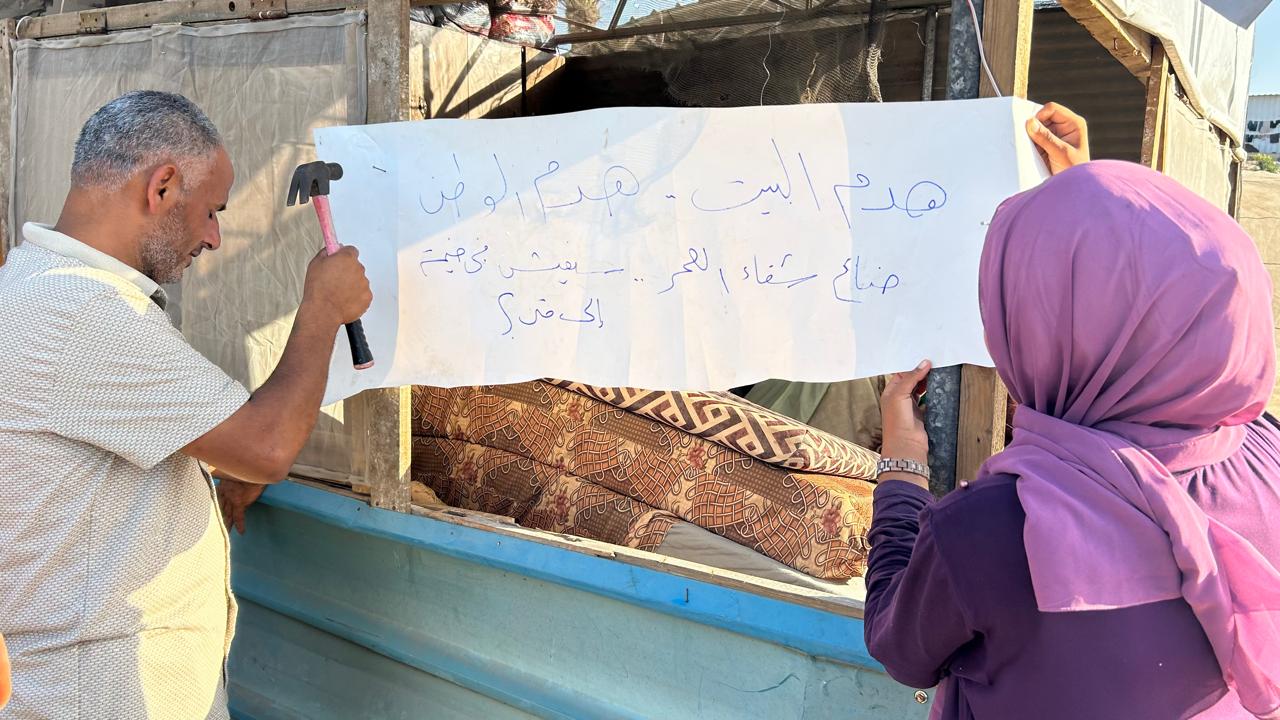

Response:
(923, 0), (983, 496)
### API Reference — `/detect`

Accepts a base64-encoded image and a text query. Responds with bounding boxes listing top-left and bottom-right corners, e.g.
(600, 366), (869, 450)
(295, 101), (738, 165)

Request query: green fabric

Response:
(745, 380), (831, 424)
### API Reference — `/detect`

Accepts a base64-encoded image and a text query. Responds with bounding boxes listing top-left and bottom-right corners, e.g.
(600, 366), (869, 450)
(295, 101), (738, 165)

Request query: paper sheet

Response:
(315, 97), (1048, 404)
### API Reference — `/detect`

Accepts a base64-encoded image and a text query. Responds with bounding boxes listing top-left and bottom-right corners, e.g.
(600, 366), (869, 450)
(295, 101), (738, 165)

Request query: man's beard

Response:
(139, 203), (191, 285)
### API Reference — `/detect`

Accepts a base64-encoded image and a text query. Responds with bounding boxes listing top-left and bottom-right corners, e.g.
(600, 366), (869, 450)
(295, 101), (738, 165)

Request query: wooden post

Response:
(977, 0), (1031, 99)
(1140, 42), (1170, 170)
(358, 0), (414, 512)
(953, 0), (1030, 483)
(1227, 154), (1244, 221)
(14, 0), (360, 40)
(0, 19), (14, 265)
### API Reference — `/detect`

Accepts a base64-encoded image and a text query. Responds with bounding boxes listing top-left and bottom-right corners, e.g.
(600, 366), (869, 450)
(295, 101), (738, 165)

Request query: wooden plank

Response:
(360, 0), (414, 511)
(16, 0), (365, 39)
(406, 504), (867, 617)
(1140, 42), (1170, 169)
(956, 365), (1008, 482)
(1058, 0), (1152, 80)
(978, 0), (1033, 99)
(0, 19), (13, 265)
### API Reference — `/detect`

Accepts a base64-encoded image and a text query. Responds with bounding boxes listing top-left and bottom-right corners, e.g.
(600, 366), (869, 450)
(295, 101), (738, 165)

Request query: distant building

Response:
(1247, 94), (1280, 160)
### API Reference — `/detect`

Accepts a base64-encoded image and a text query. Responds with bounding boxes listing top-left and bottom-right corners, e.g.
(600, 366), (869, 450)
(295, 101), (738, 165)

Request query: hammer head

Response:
(287, 161), (344, 206)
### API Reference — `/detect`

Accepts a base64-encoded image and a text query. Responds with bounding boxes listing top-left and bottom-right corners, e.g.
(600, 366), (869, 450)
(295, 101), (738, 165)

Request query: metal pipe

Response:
(551, 0), (947, 47)
(923, 0), (983, 495)
(945, 0), (983, 99)
(520, 46), (528, 117)
(608, 0), (629, 31)
(921, 7), (937, 101)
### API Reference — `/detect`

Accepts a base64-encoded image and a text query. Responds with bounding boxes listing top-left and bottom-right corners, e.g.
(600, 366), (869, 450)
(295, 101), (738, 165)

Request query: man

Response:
(0, 91), (371, 718)
(0, 632), (9, 711)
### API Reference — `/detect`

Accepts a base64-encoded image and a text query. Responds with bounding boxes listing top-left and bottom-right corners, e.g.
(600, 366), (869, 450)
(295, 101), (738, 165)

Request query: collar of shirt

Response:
(22, 222), (169, 309)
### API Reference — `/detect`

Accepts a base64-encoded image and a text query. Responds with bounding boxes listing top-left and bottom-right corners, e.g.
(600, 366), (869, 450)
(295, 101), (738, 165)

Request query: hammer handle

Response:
(311, 195), (374, 370)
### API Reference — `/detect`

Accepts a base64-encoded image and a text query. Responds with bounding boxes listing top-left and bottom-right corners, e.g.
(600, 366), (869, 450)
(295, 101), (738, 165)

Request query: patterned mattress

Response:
(411, 381), (880, 580)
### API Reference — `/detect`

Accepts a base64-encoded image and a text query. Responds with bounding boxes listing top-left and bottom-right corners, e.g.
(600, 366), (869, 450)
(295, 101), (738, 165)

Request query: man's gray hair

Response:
(71, 90), (222, 189)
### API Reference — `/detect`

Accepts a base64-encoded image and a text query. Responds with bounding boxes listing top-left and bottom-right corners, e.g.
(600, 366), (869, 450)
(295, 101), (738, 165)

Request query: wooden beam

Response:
(952, 0), (1027, 483)
(359, 0), (414, 512)
(957, 365), (1008, 482)
(367, 0), (410, 125)
(978, 0), (1032, 98)
(1058, 0), (1152, 80)
(1140, 42), (1170, 170)
(16, 0), (366, 40)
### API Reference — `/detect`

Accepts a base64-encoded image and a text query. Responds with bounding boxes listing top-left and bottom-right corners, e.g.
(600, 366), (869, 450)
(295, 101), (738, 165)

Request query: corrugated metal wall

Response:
(1028, 7), (1147, 163)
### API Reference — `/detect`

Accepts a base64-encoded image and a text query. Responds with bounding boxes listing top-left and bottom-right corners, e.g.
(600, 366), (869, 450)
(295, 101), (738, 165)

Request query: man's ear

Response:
(145, 163), (182, 215)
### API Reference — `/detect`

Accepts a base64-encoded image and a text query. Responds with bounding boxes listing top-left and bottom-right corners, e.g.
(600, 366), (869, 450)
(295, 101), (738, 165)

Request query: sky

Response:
(1252, 2), (1280, 94)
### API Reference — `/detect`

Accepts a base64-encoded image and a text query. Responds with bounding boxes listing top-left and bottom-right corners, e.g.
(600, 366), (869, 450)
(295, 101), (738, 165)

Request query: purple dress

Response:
(864, 416), (1280, 720)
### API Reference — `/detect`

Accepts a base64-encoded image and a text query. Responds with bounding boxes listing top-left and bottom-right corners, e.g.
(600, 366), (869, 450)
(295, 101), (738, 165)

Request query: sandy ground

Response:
(1240, 170), (1280, 414)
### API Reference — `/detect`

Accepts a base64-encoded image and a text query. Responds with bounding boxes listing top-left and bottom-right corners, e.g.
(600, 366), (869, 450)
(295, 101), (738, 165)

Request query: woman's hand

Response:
(1026, 102), (1090, 176)
(879, 360), (932, 490)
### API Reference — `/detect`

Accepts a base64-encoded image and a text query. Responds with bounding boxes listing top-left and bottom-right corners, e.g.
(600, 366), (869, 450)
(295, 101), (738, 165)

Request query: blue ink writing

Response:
(748, 253), (818, 289)
(690, 139), (793, 213)
(659, 247), (710, 295)
(862, 181), (947, 218)
(418, 154), (466, 218)
(482, 154), (508, 216)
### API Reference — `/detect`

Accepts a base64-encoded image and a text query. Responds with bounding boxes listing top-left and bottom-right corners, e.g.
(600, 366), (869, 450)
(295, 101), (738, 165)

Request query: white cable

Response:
(965, 0), (1003, 97)
(760, 6), (783, 106)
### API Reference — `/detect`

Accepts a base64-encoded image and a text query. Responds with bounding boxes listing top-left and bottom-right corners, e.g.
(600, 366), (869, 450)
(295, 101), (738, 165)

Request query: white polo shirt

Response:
(0, 223), (249, 719)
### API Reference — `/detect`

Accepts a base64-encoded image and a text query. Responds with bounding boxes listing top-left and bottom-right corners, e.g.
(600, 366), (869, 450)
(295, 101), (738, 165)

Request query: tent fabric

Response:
(9, 13), (369, 477)
(1098, 0), (1262, 148)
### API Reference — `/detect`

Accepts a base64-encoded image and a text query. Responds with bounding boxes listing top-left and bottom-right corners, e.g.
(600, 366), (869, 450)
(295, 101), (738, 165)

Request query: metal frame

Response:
(549, 0), (947, 47)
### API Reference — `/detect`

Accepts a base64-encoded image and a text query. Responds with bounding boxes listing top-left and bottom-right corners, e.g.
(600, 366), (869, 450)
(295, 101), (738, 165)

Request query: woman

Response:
(865, 105), (1280, 719)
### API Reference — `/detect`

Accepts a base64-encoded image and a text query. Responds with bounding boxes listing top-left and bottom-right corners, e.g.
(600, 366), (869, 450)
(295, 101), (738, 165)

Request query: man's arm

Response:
(183, 246), (371, 483)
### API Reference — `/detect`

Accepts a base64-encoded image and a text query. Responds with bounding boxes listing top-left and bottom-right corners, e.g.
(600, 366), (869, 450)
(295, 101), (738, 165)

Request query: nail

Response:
(917, 360), (929, 370)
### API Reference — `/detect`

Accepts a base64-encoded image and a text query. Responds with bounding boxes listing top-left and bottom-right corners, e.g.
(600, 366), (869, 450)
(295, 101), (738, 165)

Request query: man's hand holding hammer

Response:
(189, 243), (371, 520)
(302, 245), (374, 334)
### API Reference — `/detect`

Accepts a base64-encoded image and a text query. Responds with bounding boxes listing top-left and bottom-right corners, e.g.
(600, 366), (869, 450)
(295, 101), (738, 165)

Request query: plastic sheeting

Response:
(9, 13), (368, 478)
(1097, 0), (1263, 147)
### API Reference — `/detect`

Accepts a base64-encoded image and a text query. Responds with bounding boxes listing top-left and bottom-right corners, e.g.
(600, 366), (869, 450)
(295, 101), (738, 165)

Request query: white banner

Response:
(315, 97), (1047, 404)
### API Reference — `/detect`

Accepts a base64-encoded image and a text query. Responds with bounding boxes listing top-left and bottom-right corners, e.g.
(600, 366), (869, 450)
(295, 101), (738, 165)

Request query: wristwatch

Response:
(877, 457), (931, 481)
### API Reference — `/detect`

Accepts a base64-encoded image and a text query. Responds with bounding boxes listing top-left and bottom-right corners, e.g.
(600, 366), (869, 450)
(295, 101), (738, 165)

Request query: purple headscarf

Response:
(978, 160), (1280, 718)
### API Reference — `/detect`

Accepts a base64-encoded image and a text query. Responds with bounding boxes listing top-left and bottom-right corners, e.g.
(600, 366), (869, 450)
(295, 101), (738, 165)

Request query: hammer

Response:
(288, 161), (374, 370)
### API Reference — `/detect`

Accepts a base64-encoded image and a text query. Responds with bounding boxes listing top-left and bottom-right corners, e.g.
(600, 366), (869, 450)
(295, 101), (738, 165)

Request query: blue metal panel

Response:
(228, 482), (930, 720)
(254, 482), (879, 670)
(228, 600), (540, 720)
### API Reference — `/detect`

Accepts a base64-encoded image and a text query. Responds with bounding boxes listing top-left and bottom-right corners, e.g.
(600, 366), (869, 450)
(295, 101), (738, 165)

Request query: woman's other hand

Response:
(1027, 102), (1090, 175)
(879, 360), (932, 490)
